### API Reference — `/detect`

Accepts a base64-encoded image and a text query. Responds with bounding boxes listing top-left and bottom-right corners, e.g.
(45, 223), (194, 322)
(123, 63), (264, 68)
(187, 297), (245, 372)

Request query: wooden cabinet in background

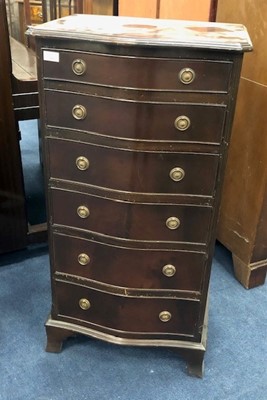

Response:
(0, 0), (28, 254)
(119, 0), (159, 18)
(17, 0), (117, 46)
(17, 0), (43, 44)
(119, 0), (217, 21)
(90, 0), (117, 15)
(216, 0), (267, 288)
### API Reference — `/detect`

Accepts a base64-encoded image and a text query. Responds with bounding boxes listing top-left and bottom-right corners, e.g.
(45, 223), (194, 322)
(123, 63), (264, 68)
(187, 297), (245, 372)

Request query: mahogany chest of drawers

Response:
(29, 15), (252, 377)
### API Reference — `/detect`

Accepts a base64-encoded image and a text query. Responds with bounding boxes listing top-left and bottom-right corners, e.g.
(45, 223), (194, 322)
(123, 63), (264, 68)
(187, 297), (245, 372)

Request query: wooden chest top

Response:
(28, 14), (252, 52)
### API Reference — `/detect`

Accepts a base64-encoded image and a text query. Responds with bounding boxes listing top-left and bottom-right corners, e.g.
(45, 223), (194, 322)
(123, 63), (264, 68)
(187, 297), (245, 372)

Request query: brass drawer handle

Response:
(162, 264), (176, 277)
(166, 217), (180, 230)
(77, 205), (90, 219)
(72, 59), (86, 76)
(159, 311), (172, 322)
(174, 115), (191, 131)
(170, 167), (185, 182)
(76, 156), (89, 171)
(78, 253), (90, 266)
(72, 104), (87, 120)
(79, 298), (91, 310)
(179, 68), (195, 84)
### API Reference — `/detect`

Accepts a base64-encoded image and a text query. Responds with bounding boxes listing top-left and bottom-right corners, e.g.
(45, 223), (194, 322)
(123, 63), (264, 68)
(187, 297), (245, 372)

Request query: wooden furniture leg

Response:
(185, 350), (205, 378)
(45, 317), (76, 352)
(233, 255), (267, 290)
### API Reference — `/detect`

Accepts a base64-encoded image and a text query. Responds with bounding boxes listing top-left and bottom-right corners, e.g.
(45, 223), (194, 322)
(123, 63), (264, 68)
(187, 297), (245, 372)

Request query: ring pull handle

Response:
(72, 59), (86, 76)
(79, 298), (91, 310)
(78, 253), (90, 266)
(72, 104), (87, 120)
(174, 116), (191, 131)
(76, 156), (90, 171)
(169, 167), (185, 182)
(166, 217), (180, 230)
(162, 264), (176, 277)
(77, 205), (90, 219)
(159, 311), (172, 322)
(179, 68), (195, 85)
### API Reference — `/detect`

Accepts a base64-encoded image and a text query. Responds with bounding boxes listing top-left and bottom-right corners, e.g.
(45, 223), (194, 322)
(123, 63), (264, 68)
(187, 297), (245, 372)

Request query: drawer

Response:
(42, 49), (232, 93)
(53, 233), (206, 292)
(48, 138), (219, 196)
(54, 280), (200, 337)
(51, 188), (212, 244)
(45, 90), (226, 143)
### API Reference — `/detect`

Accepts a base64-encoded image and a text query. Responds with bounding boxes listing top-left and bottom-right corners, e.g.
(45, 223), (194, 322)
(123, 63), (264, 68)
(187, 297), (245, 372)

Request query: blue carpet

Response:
(0, 242), (266, 400)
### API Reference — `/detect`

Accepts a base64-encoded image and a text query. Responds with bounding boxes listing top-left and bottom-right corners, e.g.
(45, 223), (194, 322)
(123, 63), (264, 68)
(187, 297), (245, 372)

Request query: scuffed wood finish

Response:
(51, 188), (213, 243)
(45, 97), (226, 142)
(47, 138), (220, 196)
(42, 51), (233, 92)
(216, 0), (267, 289)
(31, 15), (250, 376)
(55, 280), (200, 338)
(53, 232), (206, 293)
(28, 15), (252, 51)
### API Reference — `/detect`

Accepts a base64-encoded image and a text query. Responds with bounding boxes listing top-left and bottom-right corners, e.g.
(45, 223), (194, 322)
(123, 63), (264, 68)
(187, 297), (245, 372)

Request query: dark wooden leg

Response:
(45, 318), (75, 353)
(233, 254), (267, 289)
(178, 295), (207, 378)
(179, 349), (205, 378)
(186, 350), (205, 378)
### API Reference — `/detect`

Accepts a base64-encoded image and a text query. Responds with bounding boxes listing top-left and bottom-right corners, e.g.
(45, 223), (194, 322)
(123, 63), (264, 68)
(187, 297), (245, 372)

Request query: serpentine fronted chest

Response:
(29, 15), (252, 377)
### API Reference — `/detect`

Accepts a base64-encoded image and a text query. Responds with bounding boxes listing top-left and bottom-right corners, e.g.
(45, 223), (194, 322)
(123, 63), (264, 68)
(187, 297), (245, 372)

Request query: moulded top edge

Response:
(27, 14), (253, 52)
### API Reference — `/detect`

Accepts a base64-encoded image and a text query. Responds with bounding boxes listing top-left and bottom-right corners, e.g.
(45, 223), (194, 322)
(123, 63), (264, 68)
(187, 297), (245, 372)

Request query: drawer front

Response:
(45, 90), (226, 143)
(51, 188), (212, 243)
(42, 50), (232, 93)
(48, 138), (219, 196)
(55, 280), (200, 337)
(53, 233), (206, 292)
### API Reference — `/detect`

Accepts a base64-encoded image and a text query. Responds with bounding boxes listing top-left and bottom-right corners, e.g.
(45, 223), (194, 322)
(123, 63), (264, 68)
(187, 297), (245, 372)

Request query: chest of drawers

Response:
(29, 15), (252, 377)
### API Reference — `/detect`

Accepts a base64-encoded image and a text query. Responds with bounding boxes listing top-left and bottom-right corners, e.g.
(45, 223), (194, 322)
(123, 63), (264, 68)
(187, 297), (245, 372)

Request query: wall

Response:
(119, 0), (212, 20)
(5, 0), (20, 40)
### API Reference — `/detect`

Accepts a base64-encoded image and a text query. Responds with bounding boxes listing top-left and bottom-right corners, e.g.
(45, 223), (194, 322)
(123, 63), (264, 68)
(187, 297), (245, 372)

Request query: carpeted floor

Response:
(0, 242), (266, 400)
(0, 120), (266, 399)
